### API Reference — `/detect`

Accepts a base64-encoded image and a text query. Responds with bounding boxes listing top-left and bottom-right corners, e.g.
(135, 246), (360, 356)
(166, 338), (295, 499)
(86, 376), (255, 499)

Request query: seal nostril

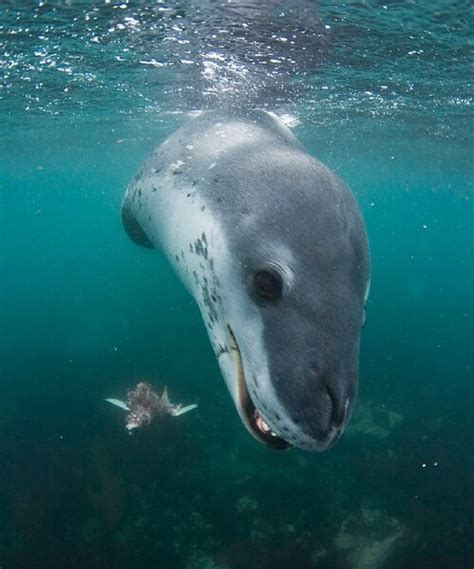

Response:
(323, 382), (346, 431)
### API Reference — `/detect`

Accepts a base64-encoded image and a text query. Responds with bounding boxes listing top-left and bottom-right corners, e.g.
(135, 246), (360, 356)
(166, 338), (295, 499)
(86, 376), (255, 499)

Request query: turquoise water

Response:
(0, 1), (473, 568)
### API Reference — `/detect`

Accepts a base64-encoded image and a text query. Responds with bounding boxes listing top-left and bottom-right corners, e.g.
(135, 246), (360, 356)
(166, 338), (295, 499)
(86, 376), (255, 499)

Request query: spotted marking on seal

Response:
(194, 233), (209, 260)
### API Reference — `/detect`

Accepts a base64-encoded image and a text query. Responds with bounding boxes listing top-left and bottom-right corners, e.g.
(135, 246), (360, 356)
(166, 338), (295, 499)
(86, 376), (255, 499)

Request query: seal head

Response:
(122, 111), (370, 452)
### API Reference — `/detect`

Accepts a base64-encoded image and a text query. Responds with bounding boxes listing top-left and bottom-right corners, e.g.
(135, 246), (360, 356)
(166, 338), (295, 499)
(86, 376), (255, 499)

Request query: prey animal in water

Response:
(106, 382), (198, 432)
(121, 110), (370, 452)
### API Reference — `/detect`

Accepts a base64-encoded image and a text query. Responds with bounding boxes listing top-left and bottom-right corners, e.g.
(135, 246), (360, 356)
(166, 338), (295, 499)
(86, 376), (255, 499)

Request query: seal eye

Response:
(253, 269), (282, 301)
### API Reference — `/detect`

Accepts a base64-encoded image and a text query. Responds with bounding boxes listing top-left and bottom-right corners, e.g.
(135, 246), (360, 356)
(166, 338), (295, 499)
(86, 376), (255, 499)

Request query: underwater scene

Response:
(0, 1), (472, 568)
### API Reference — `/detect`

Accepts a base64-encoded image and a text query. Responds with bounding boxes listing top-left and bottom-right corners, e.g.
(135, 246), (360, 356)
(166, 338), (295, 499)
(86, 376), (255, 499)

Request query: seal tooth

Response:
(255, 414), (270, 434)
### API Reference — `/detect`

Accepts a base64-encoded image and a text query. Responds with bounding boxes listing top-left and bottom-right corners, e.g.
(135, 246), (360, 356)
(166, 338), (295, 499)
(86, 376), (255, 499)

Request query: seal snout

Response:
(271, 364), (356, 452)
(314, 372), (354, 446)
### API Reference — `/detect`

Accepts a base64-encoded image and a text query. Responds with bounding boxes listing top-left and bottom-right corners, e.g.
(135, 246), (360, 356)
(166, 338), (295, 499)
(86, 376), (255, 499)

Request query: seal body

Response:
(122, 110), (370, 452)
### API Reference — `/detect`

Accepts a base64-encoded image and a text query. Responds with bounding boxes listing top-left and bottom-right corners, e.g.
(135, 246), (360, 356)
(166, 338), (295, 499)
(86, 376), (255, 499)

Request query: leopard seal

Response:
(121, 110), (370, 452)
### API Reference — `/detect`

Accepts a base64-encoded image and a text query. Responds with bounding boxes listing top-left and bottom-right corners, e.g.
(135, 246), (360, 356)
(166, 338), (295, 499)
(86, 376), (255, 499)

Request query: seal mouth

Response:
(227, 326), (291, 450)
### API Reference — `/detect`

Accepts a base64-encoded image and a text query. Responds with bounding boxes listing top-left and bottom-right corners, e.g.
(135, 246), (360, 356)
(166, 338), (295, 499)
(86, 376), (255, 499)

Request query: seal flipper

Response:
(121, 200), (154, 248)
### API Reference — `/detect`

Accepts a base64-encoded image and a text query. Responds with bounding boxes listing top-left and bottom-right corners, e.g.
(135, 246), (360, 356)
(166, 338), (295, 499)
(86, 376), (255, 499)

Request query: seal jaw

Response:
(227, 326), (291, 450)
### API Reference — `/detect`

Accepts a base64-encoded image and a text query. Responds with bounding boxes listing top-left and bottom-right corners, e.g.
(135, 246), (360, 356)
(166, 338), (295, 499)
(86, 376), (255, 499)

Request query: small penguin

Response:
(106, 382), (198, 432)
